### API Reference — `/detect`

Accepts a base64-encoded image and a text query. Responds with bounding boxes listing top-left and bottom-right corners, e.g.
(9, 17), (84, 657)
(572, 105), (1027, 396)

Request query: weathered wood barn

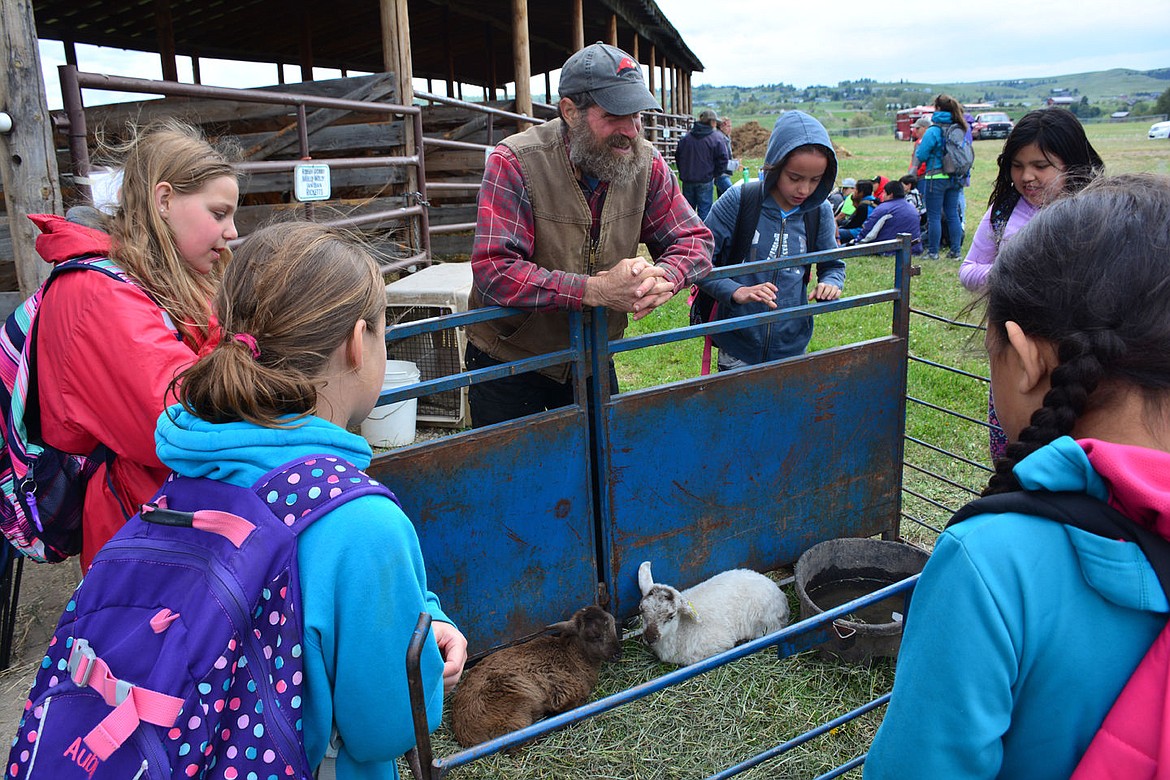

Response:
(0, 0), (705, 309)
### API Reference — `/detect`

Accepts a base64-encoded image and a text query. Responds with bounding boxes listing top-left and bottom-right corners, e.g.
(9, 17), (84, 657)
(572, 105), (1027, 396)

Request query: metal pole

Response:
(413, 111), (432, 261)
(405, 612), (436, 780)
(58, 65), (92, 205)
(296, 104), (314, 221)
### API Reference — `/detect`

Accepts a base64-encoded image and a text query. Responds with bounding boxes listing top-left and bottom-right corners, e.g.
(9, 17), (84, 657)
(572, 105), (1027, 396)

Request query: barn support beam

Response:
(572, 0), (584, 51)
(511, 0), (532, 125)
(155, 0), (178, 82)
(379, 0), (417, 247)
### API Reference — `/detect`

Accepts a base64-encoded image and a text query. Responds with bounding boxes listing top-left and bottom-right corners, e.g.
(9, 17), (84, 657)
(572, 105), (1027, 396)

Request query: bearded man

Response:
(465, 42), (714, 427)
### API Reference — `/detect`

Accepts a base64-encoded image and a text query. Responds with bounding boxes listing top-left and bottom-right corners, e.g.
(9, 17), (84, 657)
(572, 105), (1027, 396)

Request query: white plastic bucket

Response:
(361, 360), (420, 448)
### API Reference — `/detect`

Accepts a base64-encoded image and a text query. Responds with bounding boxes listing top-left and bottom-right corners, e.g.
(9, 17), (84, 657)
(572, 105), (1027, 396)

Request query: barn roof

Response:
(30, 0), (704, 87)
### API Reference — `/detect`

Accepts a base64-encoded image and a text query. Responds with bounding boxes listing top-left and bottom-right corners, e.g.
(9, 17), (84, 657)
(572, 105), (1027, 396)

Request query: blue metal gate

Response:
(363, 236), (916, 776)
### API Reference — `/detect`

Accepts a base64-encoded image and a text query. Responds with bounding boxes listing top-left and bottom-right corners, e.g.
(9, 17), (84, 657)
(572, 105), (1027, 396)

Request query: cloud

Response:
(670, 0), (1170, 87)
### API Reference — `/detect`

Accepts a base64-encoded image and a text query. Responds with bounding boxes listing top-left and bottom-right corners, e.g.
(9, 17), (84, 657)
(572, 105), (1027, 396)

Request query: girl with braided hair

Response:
(865, 174), (1170, 779)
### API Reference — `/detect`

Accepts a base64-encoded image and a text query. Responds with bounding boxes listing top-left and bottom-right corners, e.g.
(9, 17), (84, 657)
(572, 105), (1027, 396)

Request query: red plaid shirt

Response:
(471, 134), (713, 312)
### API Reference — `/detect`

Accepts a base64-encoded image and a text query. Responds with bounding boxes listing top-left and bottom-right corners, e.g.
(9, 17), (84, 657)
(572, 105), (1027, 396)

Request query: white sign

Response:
(294, 163), (331, 202)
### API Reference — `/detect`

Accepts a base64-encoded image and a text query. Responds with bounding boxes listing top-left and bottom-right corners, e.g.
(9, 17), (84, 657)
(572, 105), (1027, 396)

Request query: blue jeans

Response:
(922, 176), (964, 256)
(715, 175), (733, 196)
(682, 181), (714, 220)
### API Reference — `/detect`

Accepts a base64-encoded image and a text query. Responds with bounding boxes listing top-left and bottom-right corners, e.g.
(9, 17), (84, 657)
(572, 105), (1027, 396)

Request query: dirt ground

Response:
(729, 119), (854, 161)
(0, 558), (81, 744)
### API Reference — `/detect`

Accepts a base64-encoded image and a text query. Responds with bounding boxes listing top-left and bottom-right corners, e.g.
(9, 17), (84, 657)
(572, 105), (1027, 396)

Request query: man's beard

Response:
(566, 117), (652, 187)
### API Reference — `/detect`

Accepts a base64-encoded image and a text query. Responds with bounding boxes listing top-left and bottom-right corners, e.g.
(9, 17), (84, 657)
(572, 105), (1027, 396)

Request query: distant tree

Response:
(848, 112), (874, 129)
(1155, 87), (1170, 116)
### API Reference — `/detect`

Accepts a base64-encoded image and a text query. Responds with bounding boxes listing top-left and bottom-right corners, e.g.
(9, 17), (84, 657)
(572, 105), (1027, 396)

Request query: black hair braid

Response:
(982, 339), (1106, 496)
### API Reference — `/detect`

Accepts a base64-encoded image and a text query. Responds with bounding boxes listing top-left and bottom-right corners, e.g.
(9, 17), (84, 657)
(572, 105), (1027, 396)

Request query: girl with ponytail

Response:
(866, 174), (1170, 778)
(156, 221), (467, 778)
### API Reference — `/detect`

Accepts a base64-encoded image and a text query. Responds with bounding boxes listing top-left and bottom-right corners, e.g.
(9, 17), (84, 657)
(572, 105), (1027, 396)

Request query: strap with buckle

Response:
(66, 638), (185, 761)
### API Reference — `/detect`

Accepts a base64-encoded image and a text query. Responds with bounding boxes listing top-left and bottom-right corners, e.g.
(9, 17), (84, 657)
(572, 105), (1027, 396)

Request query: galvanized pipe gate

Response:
(366, 237), (917, 777)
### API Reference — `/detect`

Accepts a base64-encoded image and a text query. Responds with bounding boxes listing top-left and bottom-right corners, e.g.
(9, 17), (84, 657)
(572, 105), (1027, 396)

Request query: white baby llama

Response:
(637, 560), (789, 666)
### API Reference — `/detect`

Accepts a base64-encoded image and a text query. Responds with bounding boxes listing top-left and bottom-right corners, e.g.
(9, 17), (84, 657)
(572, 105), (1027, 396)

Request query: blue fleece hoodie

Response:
(696, 110), (844, 364)
(915, 110), (957, 175)
(865, 437), (1169, 779)
(155, 407), (450, 780)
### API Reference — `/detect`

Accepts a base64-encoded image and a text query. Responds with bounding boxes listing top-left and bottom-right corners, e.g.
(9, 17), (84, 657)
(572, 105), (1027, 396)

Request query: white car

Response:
(1150, 121), (1170, 139)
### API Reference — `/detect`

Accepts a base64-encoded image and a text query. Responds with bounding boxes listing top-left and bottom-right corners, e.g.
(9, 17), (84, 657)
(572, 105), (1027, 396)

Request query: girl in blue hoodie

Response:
(156, 221), (467, 780)
(696, 111), (844, 370)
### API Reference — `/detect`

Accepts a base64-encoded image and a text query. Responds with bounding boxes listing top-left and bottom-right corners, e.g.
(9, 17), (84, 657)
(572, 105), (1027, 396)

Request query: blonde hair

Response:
(103, 119), (236, 345)
(175, 221), (384, 427)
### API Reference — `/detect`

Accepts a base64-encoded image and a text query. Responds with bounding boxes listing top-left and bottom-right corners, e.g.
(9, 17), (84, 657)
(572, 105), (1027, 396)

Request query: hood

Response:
(1014, 436), (1169, 612)
(155, 405), (373, 488)
(28, 213), (112, 265)
(688, 122), (715, 138)
(931, 111), (954, 126)
(762, 111), (837, 213)
(1080, 438), (1170, 540)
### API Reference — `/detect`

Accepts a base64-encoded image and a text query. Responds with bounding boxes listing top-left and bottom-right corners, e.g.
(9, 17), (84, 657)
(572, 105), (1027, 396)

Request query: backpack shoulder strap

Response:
(803, 204), (823, 253)
(726, 180), (765, 266)
(252, 454), (400, 535)
(948, 490), (1170, 598)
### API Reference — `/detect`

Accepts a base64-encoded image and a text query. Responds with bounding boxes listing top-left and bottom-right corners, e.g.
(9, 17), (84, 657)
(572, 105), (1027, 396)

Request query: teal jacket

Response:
(915, 110), (956, 175)
(865, 436), (1168, 778)
(156, 407), (450, 780)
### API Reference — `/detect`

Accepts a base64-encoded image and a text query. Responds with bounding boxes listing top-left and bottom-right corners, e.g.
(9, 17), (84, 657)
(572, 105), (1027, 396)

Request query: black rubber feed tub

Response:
(794, 538), (930, 665)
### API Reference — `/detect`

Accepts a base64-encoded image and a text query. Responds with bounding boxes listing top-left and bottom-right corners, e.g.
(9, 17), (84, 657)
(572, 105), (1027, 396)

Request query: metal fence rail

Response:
(900, 306), (995, 535)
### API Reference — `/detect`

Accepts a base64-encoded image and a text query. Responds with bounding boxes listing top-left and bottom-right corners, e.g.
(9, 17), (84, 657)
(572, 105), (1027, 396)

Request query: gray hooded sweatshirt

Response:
(697, 111), (844, 364)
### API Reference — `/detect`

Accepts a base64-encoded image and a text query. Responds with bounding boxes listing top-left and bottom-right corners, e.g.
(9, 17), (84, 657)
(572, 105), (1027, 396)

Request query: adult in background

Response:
(908, 115), (930, 179)
(851, 180), (922, 254)
(715, 117), (737, 196)
(464, 42), (713, 427)
(675, 109), (730, 219)
(916, 94), (970, 259)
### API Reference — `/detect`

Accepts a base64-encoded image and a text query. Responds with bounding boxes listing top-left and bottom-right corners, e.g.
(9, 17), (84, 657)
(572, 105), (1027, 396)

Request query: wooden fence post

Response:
(0, 0), (58, 299)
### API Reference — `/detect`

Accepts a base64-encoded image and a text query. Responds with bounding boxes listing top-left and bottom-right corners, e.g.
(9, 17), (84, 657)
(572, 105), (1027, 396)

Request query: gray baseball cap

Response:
(559, 43), (661, 115)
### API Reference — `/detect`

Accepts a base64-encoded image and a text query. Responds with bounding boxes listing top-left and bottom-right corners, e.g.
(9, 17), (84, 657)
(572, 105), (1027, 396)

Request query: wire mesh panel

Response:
(387, 304), (467, 424)
(385, 262), (474, 427)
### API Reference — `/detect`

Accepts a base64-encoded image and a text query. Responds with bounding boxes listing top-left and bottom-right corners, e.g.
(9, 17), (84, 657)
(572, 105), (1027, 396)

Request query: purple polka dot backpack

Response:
(6, 454), (397, 780)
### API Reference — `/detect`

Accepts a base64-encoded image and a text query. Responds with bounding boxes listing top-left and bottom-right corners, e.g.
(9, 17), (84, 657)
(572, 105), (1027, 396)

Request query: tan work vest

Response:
(466, 118), (650, 382)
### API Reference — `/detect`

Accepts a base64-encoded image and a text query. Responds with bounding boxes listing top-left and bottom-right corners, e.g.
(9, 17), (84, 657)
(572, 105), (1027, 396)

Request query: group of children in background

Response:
(7, 91), (1169, 779)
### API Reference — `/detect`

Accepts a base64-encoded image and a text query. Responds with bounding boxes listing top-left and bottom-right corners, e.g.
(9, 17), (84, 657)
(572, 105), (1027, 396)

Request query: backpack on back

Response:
(948, 490), (1170, 776)
(688, 180), (822, 327)
(0, 257), (171, 563)
(939, 123), (974, 178)
(6, 454), (397, 779)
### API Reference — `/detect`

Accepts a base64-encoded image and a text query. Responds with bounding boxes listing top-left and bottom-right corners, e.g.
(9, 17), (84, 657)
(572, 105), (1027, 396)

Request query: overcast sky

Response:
(37, 0), (1170, 107)
(667, 0), (1170, 87)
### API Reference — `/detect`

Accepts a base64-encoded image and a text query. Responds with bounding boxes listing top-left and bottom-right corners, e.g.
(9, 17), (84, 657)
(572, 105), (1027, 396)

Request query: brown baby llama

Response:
(449, 605), (622, 747)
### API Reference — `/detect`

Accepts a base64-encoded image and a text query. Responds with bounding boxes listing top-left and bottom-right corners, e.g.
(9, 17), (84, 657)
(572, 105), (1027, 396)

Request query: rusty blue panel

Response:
(367, 408), (597, 656)
(601, 338), (906, 620)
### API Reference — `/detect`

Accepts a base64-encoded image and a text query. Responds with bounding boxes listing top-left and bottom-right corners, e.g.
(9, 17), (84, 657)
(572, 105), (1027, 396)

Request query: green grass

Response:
(424, 121), (1165, 779)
